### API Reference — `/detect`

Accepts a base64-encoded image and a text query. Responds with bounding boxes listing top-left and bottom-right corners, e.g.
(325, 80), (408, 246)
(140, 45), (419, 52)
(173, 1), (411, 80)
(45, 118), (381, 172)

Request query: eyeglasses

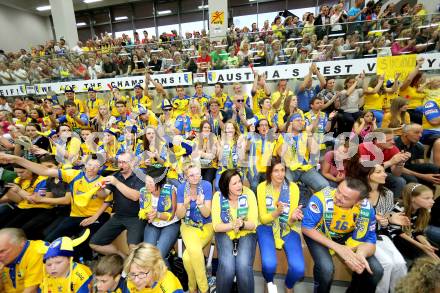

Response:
(163, 108), (172, 112)
(236, 99), (244, 103)
(127, 271), (150, 280)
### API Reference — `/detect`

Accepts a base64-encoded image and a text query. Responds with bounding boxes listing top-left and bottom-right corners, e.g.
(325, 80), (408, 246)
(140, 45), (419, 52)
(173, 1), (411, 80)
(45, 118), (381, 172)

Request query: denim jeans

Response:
(257, 225), (304, 289)
(385, 173), (406, 199)
(286, 168), (329, 192)
(304, 234), (384, 293)
(215, 232), (257, 293)
(248, 172), (266, 194)
(144, 221), (180, 259)
(426, 225), (440, 249)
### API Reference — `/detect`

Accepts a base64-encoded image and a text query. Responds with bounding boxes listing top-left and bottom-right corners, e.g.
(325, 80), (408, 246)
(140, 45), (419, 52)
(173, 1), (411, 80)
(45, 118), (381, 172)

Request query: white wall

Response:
(0, 4), (53, 52)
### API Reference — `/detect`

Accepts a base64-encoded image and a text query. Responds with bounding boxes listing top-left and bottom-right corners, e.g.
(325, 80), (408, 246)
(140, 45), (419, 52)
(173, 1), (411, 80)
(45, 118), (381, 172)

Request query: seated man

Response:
(0, 228), (46, 293)
(358, 128), (410, 198)
(395, 124), (440, 188)
(302, 178), (384, 293)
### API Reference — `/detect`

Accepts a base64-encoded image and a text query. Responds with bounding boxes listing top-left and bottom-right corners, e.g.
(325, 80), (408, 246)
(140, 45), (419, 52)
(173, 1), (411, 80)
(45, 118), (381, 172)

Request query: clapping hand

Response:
(290, 205), (304, 222)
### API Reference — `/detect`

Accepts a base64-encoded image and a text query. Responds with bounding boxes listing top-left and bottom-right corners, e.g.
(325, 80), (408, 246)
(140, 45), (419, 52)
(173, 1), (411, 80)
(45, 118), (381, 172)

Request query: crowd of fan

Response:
(0, 0), (439, 86)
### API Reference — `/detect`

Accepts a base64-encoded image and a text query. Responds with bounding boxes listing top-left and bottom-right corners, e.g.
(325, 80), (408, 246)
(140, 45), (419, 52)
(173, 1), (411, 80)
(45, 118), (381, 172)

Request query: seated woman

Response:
(123, 243), (183, 292)
(352, 111), (377, 142)
(256, 157), (304, 293)
(196, 120), (219, 183)
(321, 141), (351, 187)
(382, 97), (410, 136)
(0, 164), (54, 239)
(388, 183), (439, 262)
(175, 165), (213, 293)
(212, 169), (258, 293)
(139, 169), (180, 260)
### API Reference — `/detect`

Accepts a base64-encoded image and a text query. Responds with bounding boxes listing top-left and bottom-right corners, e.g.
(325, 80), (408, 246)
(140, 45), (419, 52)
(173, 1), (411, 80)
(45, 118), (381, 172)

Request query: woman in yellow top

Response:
(256, 157), (304, 293)
(271, 16), (286, 40)
(276, 95), (304, 132)
(1, 165), (53, 239)
(255, 97), (275, 128)
(399, 58), (426, 124)
(362, 74), (385, 127)
(196, 120), (219, 183)
(302, 13), (315, 36)
(215, 121), (246, 190)
(211, 169), (258, 293)
(382, 97), (411, 136)
(188, 99), (204, 133)
(123, 243), (183, 293)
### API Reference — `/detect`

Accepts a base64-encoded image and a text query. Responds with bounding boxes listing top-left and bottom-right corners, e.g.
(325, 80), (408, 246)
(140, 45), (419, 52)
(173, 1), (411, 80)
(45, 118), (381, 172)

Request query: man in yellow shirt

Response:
(0, 228), (46, 293)
(271, 79), (293, 112)
(64, 86), (85, 114)
(85, 87), (105, 119)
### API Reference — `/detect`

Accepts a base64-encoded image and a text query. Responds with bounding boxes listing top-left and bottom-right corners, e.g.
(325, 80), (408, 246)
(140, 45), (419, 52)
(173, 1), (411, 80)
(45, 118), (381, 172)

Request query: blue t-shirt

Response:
(348, 7), (361, 21)
(177, 180), (213, 225)
(302, 194), (377, 244)
(296, 84), (321, 112)
(175, 115), (192, 134)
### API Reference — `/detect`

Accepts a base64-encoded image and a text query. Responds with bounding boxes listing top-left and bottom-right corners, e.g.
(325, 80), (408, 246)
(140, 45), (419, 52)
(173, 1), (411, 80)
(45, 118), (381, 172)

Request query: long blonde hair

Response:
(402, 183), (431, 234)
(388, 97), (408, 128)
(123, 243), (167, 284)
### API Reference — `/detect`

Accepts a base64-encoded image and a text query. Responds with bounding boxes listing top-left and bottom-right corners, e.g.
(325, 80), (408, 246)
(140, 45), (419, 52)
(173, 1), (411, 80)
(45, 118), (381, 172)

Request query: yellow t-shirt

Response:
(382, 92), (400, 112)
(275, 133), (314, 171)
(109, 96), (127, 117)
(212, 187), (258, 240)
(14, 117), (32, 128)
(211, 93), (230, 109)
(172, 97), (190, 118)
(252, 88), (268, 113)
(40, 262), (93, 293)
(1, 240), (46, 293)
(85, 98), (105, 118)
(58, 169), (112, 217)
(363, 88), (383, 110)
(14, 176), (52, 209)
(255, 110), (275, 128)
(125, 270), (183, 293)
(399, 86), (426, 109)
(271, 90), (293, 112)
(130, 95), (152, 113)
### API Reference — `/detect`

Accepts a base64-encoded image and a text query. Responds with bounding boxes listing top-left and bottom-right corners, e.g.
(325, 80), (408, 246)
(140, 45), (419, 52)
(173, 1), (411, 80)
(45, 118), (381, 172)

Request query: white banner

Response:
(206, 52), (440, 84)
(0, 72), (192, 97)
(1, 53), (439, 96)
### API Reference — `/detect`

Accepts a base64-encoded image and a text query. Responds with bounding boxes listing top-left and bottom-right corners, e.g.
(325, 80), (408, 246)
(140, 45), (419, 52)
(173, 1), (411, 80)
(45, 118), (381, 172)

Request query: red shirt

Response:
(359, 142), (400, 164)
(197, 55), (211, 64)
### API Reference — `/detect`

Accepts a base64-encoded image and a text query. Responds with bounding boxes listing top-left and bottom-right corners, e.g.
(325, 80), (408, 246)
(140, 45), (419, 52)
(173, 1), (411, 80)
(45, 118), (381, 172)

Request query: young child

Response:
(93, 254), (126, 293)
(39, 229), (93, 293)
(389, 183), (439, 262)
(352, 110), (377, 141)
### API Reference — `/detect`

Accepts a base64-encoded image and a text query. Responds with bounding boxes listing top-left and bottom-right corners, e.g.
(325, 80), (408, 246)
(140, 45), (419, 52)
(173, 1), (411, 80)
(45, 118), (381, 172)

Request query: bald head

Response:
(0, 228), (26, 265)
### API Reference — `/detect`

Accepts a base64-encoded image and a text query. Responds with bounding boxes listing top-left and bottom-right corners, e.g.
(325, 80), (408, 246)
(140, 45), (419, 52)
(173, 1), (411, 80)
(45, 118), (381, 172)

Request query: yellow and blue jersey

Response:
(172, 95), (190, 118)
(192, 93), (210, 112)
(129, 95), (152, 113)
(86, 98), (105, 118)
(39, 262), (92, 293)
(57, 114), (89, 133)
(14, 176), (52, 209)
(1, 240), (46, 293)
(58, 169), (111, 217)
(302, 189), (377, 247)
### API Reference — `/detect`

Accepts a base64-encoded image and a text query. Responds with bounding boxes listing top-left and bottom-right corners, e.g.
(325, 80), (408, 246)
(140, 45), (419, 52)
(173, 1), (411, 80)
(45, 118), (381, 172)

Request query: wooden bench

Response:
(112, 230), (352, 281)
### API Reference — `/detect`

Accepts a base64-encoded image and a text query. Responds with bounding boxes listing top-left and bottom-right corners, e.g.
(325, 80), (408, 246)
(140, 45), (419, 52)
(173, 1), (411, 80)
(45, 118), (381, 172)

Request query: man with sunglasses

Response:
(302, 178), (384, 293)
(224, 95), (256, 134)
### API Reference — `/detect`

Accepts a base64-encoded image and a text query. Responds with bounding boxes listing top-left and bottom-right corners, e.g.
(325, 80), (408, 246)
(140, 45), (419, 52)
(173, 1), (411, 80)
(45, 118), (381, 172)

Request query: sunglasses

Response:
(163, 108), (172, 112)
(236, 99), (244, 103)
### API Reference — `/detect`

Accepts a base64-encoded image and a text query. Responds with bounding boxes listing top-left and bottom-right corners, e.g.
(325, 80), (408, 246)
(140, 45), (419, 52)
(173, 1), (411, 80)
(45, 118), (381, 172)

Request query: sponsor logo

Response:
(309, 201), (320, 213)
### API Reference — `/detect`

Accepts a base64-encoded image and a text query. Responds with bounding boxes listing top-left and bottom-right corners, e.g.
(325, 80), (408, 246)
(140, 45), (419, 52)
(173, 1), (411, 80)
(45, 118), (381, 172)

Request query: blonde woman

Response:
(91, 104), (111, 131)
(175, 165), (213, 293)
(123, 243), (183, 292)
(188, 99), (204, 133)
(381, 97), (410, 136)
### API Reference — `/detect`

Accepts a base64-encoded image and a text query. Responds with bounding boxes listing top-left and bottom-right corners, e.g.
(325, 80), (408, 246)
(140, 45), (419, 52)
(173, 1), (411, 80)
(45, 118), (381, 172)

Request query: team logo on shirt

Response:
(309, 201), (320, 213)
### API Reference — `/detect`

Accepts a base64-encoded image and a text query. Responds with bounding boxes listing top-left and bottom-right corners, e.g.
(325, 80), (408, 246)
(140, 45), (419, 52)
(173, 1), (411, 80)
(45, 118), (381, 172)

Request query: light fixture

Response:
(77, 22), (87, 26)
(328, 33), (345, 38)
(84, 0), (102, 3)
(198, 5), (208, 9)
(157, 10), (172, 15)
(36, 5), (51, 11)
(369, 29), (389, 34)
(394, 37), (410, 41)
(114, 16), (128, 21)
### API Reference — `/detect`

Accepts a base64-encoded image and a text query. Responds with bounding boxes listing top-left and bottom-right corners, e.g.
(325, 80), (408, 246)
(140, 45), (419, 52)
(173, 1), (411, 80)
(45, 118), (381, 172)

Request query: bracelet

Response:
(239, 221), (245, 230)
(197, 203), (204, 208)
